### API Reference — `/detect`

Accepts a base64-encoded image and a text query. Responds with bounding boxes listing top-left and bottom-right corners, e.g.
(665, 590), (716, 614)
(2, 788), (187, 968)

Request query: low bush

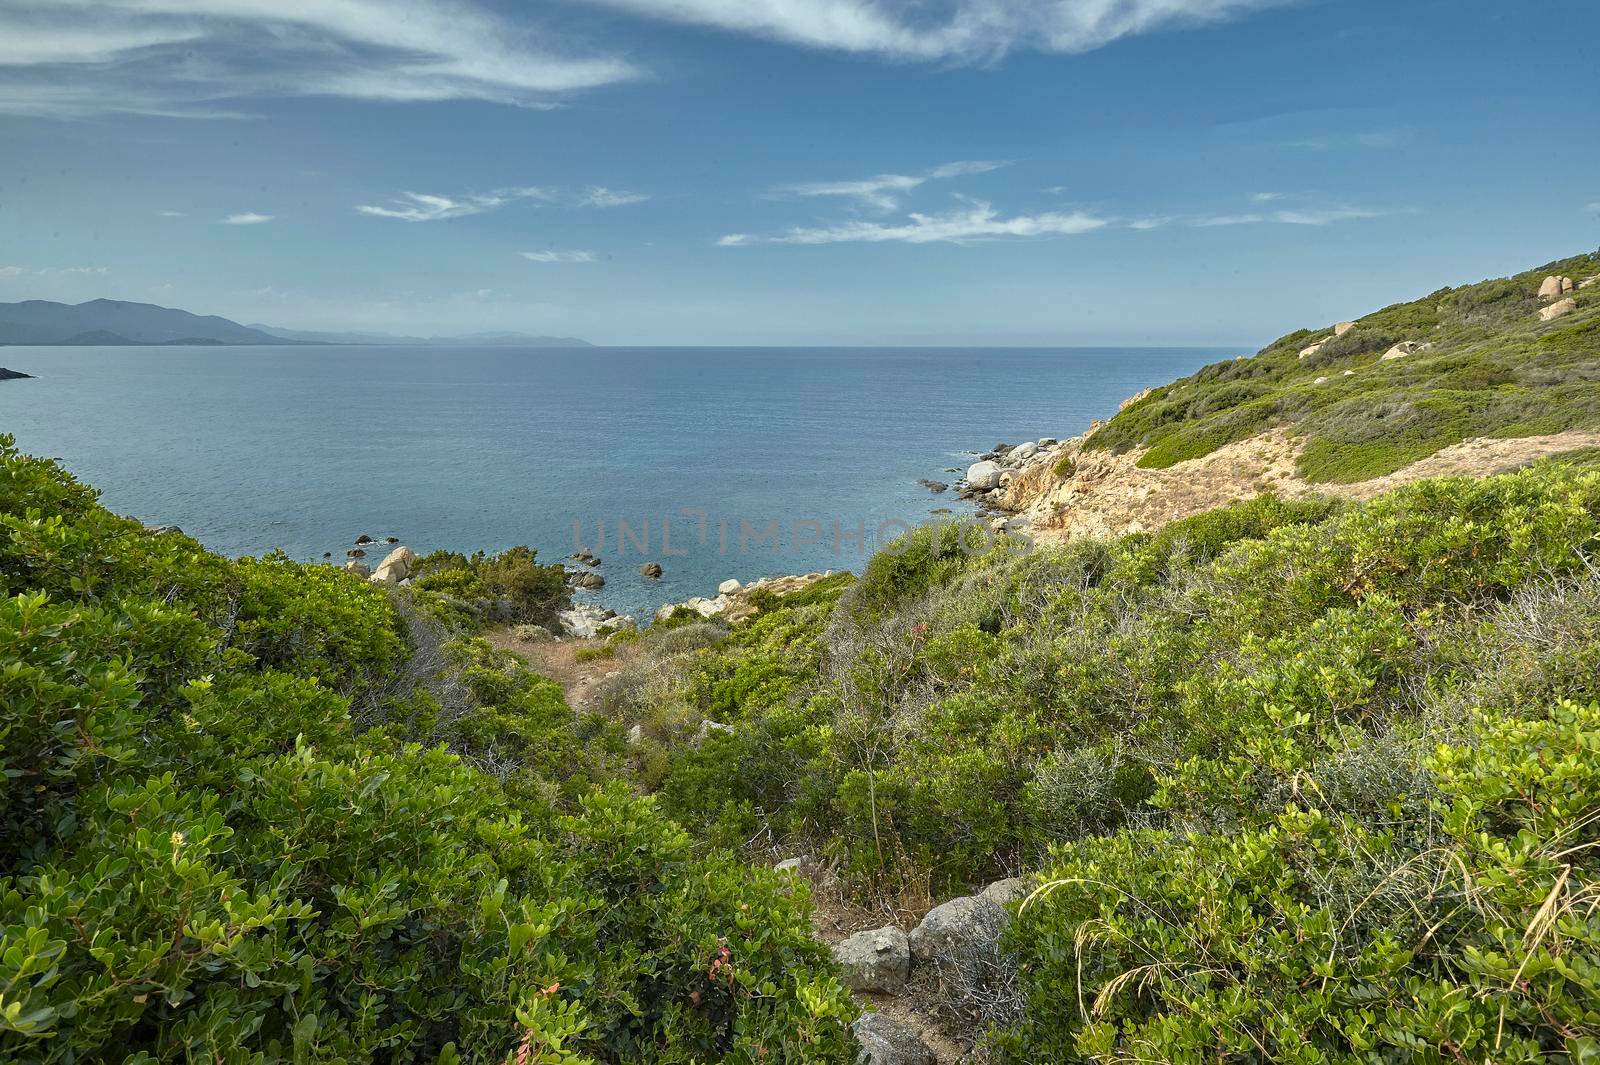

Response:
(0, 434), (856, 1064)
(414, 545), (571, 627)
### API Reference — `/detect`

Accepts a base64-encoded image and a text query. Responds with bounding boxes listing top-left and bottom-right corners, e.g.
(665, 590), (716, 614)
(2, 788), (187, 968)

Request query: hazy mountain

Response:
(0, 300), (592, 348)
(251, 325), (593, 347)
(0, 299), (288, 345)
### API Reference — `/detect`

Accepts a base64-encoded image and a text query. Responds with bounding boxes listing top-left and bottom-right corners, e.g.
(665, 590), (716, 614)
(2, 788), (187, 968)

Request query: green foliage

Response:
(414, 545), (571, 627)
(655, 461), (1600, 895)
(0, 434), (856, 1064)
(1088, 249), (1600, 482)
(843, 520), (992, 618)
(996, 699), (1600, 1062)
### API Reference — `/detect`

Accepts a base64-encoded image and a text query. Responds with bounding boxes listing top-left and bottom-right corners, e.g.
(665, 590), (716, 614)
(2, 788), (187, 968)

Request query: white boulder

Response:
(965, 460), (1003, 490)
(368, 545), (417, 585)
(1380, 342), (1421, 361)
(1007, 441), (1038, 463)
(717, 578), (743, 595)
(1334, 321), (1357, 336)
(1540, 298), (1578, 322)
(1539, 275), (1574, 300)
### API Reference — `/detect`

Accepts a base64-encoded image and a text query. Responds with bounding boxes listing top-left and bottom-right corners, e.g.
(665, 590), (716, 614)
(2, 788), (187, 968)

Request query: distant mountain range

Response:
(0, 299), (592, 348)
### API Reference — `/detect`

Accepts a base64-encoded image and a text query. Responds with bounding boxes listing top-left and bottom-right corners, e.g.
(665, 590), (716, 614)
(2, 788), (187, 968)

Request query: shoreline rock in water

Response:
(654, 570), (836, 625)
(0, 367), (35, 380)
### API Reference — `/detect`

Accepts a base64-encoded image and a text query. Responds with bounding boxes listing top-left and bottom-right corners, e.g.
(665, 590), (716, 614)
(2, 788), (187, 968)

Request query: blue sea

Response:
(0, 345), (1231, 619)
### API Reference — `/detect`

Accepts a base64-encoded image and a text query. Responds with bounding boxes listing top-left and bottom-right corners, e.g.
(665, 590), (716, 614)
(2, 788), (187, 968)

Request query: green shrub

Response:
(0, 435), (857, 1064)
(415, 546), (571, 626)
(995, 699), (1600, 1063)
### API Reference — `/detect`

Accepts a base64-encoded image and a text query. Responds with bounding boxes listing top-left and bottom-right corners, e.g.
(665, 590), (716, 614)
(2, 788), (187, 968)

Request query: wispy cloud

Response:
(520, 250), (597, 263)
(778, 160), (1006, 211)
(357, 187), (551, 222)
(158, 210), (187, 217)
(1250, 191), (1286, 202)
(590, 0), (1294, 61)
(0, 1), (637, 118)
(1289, 130), (1406, 151)
(720, 201), (1107, 246)
(582, 187), (649, 208)
(222, 212), (274, 225)
(1190, 205), (1384, 227)
(0, 264), (109, 277)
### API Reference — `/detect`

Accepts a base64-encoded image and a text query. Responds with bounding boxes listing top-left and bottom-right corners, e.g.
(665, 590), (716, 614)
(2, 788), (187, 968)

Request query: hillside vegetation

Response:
(1089, 250), (1600, 482)
(0, 434), (856, 1064)
(626, 459), (1600, 1060)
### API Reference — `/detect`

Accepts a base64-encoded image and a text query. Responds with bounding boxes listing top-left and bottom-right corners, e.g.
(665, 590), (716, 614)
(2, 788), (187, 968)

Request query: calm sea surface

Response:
(0, 345), (1232, 618)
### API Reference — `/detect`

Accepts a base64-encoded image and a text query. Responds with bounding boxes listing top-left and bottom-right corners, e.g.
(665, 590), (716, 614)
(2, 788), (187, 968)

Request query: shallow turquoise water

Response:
(0, 345), (1231, 617)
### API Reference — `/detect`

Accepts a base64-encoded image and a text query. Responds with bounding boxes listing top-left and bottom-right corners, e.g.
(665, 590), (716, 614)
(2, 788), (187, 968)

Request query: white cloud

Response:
(1289, 130), (1405, 151)
(1250, 191), (1286, 202)
(357, 187), (551, 222)
(223, 212), (274, 225)
(778, 160), (1005, 211)
(1191, 205), (1382, 227)
(582, 187), (650, 208)
(589, 0), (1292, 60)
(0, 1), (637, 118)
(0, 264), (109, 278)
(520, 250), (597, 263)
(720, 201), (1107, 245)
(158, 210), (187, 217)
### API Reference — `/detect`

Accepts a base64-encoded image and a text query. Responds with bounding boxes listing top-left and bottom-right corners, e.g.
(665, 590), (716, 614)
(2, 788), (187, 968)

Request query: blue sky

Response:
(1, 0), (1596, 345)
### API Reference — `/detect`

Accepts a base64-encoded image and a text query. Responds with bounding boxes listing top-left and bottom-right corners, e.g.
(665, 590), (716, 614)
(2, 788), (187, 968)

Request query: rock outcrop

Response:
(639, 562), (663, 578)
(368, 545), (417, 585)
(990, 424), (1600, 546)
(1118, 386), (1153, 411)
(1539, 275), (1575, 299)
(653, 571), (836, 624)
(1540, 297), (1578, 322)
(558, 603), (634, 639)
(1380, 341), (1426, 361)
(1334, 321), (1357, 336)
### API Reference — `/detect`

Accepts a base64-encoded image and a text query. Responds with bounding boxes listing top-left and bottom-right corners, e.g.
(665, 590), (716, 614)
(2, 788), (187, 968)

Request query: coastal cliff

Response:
(973, 251), (1600, 541)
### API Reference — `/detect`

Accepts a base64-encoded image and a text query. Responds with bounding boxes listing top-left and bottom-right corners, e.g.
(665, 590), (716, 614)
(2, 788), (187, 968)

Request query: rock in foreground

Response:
(852, 1014), (935, 1065)
(833, 926), (911, 993)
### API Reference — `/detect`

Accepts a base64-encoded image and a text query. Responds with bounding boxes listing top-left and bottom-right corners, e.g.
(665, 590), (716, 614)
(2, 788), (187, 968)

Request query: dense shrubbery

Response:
(0, 435), (856, 1064)
(645, 457), (1600, 1055)
(414, 545), (571, 627)
(1087, 249), (1600, 482)
(997, 698), (1600, 1062)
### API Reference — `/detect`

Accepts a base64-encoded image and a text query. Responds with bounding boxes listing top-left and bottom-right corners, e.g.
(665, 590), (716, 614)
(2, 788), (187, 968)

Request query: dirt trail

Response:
(482, 627), (620, 711)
